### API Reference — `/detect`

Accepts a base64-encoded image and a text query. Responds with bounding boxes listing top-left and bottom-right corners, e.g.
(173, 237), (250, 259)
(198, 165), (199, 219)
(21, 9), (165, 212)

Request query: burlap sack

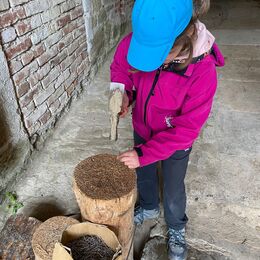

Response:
(52, 222), (122, 260)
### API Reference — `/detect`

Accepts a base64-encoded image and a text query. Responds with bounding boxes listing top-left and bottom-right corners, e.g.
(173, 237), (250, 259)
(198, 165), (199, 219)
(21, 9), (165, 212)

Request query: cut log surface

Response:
(0, 214), (42, 260)
(73, 154), (137, 260)
(31, 216), (79, 260)
(74, 154), (136, 200)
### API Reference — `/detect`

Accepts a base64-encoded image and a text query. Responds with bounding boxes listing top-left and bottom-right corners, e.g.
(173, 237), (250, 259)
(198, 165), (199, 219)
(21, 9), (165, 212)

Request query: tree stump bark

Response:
(73, 154), (137, 260)
(0, 214), (41, 260)
(31, 216), (79, 260)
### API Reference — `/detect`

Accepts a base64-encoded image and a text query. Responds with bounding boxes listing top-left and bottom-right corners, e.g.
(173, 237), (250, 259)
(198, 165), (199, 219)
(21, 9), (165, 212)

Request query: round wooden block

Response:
(74, 154), (136, 200)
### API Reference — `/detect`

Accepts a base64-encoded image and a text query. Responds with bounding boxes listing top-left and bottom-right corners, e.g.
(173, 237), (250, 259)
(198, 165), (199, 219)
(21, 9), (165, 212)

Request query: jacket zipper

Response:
(143, 67), (162, 125)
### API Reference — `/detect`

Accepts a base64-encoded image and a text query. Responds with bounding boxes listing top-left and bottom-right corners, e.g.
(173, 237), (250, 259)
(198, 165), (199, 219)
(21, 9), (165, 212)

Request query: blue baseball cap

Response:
(127, 0), (193, 72)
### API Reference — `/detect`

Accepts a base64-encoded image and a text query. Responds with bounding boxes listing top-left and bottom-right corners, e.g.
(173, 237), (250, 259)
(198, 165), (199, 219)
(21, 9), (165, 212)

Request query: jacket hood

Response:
(176, 20), (215, 59)
(175, 20), (225, 68)
(193, 21), (215, 57)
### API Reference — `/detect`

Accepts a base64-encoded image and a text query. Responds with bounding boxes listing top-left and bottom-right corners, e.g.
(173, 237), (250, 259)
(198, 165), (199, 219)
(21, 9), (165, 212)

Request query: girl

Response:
(111, 0), (225, 259)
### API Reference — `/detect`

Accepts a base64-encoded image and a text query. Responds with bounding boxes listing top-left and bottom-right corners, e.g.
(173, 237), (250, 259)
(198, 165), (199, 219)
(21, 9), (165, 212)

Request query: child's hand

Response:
(119, 92), (129, 118)
(117, 150), (140, 169)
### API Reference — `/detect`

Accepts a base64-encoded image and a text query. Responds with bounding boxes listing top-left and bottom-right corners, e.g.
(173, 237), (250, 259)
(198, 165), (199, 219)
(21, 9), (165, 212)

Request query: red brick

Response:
(73, 25), (85, 40)
(27, 121), (41, 136)
(0, 11), (15, 28)
(57, 41), (65, 51)
(70, 56), (82, 73)
(59, 91), (68, 106)
(12, 66), (30, 85)
(21, 51), (34, 66)
(37, 46), (58, 67)
(41, 67), (59, 88)
(62, 22), (77, 35)
(34, 85), (55, 105)
(5, 38), (32, 60)
(77, 61), (86, 75)
(27, 73), (39, 88)
(15, 6), (26, 19)
(68, 40), (80, 56)
(0, 6), (26, 28)
(79, 25), (85, 34)
(77, 70), (84, 83)
(24, 103), (47, 131)
(60, 54), (74, 71)
(29, 60), (39, 74)
(60, 1), (76, 13)
(50, 49), (67, 67)
(36, 63), (51, 81)
(78, 34), (86, 45)
(63, 34), (73, 47)
(56, 14), (70, 28)
(22, 101), (35, 117)
(49, 99), (60, 114)
(75, 42), (87, 58)
(75, 16), (84, 27)
(66, 80), (76, 97)
(33, 43), (45, 58)
(15, 20), (32, 36)
(17, 81), (30, 98)
(39, 110), (51, 125)
(64, 72), (77, 90)
(70, 6), (83, 20)
(24, 117), (33, 129)
(9, 59), (23, 75)
(54, 68), (70, 89)
(19, 84), (40, 108)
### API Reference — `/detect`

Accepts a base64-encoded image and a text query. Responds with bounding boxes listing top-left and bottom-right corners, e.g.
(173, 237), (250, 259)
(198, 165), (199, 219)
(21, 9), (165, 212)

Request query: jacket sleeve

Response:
(110, 35), (134, 102)
(137, 65), (218, 167)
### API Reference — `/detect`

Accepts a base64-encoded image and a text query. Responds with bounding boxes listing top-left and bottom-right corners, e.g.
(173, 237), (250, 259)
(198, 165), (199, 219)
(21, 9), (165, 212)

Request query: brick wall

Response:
(0, 0), (133, 142)
(0, 0), (89, 139)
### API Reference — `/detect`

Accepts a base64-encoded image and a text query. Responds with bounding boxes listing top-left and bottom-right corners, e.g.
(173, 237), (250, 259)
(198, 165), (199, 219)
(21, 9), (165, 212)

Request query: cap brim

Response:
(127, 35), (174, 72)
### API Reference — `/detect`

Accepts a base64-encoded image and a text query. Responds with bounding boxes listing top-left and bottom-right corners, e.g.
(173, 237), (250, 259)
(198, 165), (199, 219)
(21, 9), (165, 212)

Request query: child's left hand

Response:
(117, 150), (140, 169)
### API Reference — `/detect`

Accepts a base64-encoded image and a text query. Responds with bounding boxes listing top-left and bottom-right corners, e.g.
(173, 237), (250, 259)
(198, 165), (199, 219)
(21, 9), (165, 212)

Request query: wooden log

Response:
(0, 214), (41, 260)
(73, 154), (137, 260)
(31, 216), (79, 260)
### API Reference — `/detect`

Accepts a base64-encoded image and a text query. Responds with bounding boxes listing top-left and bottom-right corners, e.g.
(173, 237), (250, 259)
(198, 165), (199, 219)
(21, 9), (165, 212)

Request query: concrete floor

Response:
(1, 0), (259, 259)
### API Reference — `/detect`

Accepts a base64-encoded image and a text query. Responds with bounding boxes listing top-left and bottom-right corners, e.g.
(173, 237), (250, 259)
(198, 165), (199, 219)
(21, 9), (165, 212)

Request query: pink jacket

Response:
(110, 32), (225, 167)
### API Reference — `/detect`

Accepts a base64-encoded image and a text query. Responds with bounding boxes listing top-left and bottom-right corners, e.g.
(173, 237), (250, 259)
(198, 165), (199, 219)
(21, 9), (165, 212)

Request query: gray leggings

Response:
(134, 131), (191, 230)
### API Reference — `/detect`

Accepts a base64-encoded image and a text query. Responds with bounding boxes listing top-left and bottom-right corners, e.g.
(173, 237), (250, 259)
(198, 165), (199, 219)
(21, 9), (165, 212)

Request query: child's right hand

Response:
(119, 92), (129, 118)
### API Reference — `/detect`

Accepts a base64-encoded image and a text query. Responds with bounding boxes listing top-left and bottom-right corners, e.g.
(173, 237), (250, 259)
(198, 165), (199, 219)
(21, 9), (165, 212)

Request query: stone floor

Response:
(1, 0), (260, 259)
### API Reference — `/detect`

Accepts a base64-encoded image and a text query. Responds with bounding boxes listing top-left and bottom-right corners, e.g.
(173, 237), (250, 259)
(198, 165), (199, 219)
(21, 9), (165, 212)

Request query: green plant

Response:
(5, 192), (23, 214)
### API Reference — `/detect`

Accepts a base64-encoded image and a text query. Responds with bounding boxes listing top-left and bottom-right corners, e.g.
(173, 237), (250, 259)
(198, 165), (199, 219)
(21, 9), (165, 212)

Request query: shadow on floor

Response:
(21, 199), (81, 222)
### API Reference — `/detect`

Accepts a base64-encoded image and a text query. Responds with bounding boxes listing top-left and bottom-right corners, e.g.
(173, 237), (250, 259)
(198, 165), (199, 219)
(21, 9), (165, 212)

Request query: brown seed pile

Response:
(74, 154), (136, 200)
(66, 235), (116, 260)
(32, 216), (79, 260)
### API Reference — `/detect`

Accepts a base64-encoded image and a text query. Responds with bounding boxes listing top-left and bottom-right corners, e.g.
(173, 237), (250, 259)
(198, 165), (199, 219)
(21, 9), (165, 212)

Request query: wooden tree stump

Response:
(31, 216), (79, 260)
(73, 154), (137, 260)
(0, 214), (41, 260)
